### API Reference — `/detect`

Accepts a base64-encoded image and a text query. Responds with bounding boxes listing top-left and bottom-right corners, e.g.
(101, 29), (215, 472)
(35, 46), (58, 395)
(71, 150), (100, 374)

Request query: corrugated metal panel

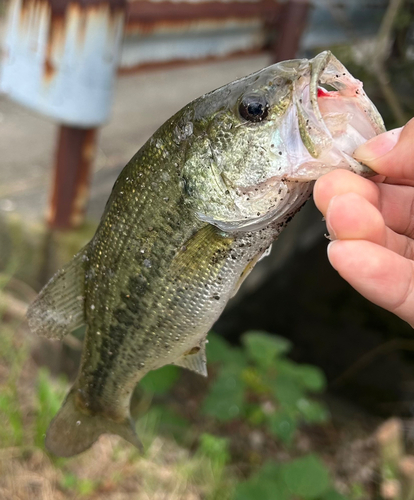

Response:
(120, 0), (282, 70)
(121, 19), (267, 68)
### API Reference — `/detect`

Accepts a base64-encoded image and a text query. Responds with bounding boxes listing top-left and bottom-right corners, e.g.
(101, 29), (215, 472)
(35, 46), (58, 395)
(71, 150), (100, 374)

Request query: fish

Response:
(27, 51), (385, 457)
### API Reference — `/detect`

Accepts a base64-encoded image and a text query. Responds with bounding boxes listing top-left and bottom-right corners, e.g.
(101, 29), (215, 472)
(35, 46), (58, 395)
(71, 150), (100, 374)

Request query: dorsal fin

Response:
(173, 339), (207, 377)
(27, 248), (87, 339)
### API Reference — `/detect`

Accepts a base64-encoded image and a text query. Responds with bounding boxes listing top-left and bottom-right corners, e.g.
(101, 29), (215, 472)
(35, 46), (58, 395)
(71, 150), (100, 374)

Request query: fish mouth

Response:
(275, 51), (386, 182)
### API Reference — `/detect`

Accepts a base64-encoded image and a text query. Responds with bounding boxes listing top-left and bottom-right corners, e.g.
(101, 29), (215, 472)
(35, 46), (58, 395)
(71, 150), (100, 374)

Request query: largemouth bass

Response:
(27, 51), (385, 457)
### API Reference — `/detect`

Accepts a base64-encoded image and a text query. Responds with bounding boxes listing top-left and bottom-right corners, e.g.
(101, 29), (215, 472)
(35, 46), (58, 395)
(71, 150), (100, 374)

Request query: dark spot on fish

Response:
(186, 346), (201, 355)
(114, 308), (134, 327)
(212, 295), (220, 300)
(130, 275), (148, 294)
(279, 151), (282, 155)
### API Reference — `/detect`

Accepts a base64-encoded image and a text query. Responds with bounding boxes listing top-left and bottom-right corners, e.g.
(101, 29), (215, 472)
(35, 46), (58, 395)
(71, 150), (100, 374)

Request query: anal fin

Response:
(27, 248), (87, 339)
(173, 339), (207, 377)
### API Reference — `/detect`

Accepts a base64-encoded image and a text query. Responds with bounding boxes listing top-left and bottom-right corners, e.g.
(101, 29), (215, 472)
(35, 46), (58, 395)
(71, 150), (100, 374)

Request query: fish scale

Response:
(27, 51), (385, 457)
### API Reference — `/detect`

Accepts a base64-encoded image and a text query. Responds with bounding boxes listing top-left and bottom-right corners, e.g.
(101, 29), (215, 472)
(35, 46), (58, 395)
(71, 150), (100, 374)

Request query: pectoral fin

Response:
(230, 246), (272, 298)
(27, 248), (87, 339)
(173, 340), (207, 377)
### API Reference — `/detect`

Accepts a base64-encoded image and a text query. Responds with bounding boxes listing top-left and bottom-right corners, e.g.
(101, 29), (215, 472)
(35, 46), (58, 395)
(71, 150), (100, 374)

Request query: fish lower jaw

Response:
(276, 52), (385, 182)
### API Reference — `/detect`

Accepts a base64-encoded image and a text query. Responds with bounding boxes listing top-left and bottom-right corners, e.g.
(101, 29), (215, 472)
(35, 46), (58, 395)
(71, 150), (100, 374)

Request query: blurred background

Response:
(1, 0), (414, 498)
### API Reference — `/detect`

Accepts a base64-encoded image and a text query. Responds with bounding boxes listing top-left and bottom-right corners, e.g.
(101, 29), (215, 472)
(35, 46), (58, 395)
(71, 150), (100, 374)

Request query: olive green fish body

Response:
(27, 51), (385, 457)
(77, 136), (312, 421)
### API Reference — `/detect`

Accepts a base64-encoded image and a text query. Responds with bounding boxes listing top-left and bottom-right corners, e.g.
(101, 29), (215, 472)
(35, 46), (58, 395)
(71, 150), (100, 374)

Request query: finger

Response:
(314, 170), (414, 239)
(326, 192), (414, 260)
(382, 177), (414, 187)
(328, 239), (414, 327)
(326, 192), (384, 241)
(377, 183), (414, 237)
(314, 169), (380, 216)
(354, 118), (414, 179)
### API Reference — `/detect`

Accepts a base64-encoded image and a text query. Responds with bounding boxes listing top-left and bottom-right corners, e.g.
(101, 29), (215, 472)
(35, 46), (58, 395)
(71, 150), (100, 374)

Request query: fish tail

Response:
(45, 389), (143, 458)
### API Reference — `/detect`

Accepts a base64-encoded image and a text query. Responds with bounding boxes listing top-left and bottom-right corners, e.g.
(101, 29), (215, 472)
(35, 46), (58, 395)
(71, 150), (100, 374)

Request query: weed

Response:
(34, 367), (68, 450)
(202, 332), (348, 500)
(203, 331), (329, 444)
(0, 321), (27, 447)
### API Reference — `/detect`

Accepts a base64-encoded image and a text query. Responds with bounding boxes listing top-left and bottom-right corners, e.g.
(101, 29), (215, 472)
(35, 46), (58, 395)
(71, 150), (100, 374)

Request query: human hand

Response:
(314, 118), (414, 326)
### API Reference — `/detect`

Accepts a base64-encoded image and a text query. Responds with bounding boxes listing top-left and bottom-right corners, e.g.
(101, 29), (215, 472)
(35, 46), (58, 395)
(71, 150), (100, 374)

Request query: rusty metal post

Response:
(1, 0), (127, 230)
(48, 126), (98, 229)
(272, 0), (310, 62)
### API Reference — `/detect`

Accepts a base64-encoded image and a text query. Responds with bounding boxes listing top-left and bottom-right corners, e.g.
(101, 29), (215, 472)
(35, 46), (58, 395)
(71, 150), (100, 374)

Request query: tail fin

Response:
(45, 390), (143, 458)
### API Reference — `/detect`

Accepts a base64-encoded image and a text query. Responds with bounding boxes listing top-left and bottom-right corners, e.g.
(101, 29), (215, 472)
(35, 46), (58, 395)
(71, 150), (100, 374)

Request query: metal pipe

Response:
(272, 0), (310, 62)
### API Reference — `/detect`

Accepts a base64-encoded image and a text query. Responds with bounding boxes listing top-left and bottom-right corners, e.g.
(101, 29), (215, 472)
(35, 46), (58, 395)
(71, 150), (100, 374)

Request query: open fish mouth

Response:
(275, 51), (386, 182)
(185, 51), (386, 233)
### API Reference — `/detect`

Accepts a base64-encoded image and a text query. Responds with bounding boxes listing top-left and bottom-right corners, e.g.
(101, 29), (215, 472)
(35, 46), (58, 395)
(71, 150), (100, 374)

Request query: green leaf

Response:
(296, 398), (329, 424)
(198, 433), (230, 465)
(241, 366), (270, 394)
(202, 367), (245, 421)
(267, 411), (297, 444)
(140, 365), (180, 395)
(234, 480), (286, 500)
(77, 478), (97, 496)
(322, 489), (349, 500)
(281, 454), (330, 498)
(245, 403), (266, 426)
(295, 365), (327, 392)
(206, 332), (247, 368)
(157, 407), (189, 442)
(242, 332), (292, 369)
(234, 462), (289, 500)
(60, 473), (77, 490)
(206, 332), (233, 363)
(272, 373), (305, 408)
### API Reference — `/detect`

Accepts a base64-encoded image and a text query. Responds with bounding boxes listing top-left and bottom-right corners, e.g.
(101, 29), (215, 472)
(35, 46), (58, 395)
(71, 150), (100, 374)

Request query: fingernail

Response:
(327, 240), (338, 263)
(326, 196), (337, 240)
(353, 127), (403, 162)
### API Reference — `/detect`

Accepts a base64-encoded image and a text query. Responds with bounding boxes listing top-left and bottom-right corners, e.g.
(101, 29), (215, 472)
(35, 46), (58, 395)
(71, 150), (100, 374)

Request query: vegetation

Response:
(0, 251), (408, 499)
(0, 291), (355, 500)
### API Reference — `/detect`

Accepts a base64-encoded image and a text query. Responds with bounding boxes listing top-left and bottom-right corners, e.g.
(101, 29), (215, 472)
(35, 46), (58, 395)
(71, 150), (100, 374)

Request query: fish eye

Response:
(239, 94), (269, 123)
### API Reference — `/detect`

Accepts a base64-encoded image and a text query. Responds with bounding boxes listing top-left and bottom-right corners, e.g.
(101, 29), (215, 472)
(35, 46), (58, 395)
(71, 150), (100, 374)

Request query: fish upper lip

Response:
(308, 51), (351, 126)
(309, 51), (333, 124)
(309, 51), (385, 135)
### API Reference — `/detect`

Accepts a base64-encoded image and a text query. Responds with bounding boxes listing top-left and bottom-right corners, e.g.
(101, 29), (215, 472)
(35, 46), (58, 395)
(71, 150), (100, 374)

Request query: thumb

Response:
(353, 118), (414, 180)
